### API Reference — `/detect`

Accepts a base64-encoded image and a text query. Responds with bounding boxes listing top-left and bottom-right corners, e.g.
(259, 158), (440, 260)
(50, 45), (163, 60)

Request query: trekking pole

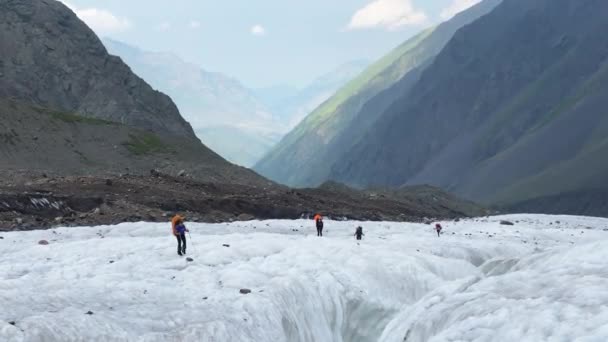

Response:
(187, 231), (196, 253)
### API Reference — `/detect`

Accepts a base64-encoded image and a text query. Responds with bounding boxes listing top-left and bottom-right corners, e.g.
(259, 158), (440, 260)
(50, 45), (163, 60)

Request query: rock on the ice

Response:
(240, 289), (252, 295)
(500, 220), (515, 226)
(186, 257), (194, 262)
(38, 240), (49, 245)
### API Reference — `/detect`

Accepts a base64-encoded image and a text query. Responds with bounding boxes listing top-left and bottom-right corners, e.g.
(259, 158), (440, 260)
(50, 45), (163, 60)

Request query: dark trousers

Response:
(176, 233), (187, 253)
(317, 227), (323, 237)
(436, 230), (441, 237)
(356, 234), (362, 240)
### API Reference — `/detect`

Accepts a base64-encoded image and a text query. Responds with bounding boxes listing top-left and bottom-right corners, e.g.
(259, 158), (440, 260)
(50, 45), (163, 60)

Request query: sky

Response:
(59, 0), (481, 88)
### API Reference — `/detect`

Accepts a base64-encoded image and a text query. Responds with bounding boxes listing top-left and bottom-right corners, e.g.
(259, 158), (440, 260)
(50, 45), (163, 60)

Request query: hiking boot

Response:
(178, 251), (183, 256)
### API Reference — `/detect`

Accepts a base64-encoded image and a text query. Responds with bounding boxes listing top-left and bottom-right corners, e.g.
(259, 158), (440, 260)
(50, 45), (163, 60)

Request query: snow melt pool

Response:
(1, 215), (608, 341)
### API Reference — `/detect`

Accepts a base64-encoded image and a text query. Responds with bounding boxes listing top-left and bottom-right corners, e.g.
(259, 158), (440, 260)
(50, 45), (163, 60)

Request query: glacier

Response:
(1, 214), (607, 341)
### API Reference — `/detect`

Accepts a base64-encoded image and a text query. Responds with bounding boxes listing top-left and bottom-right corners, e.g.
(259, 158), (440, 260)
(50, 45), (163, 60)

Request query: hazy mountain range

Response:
(103, 38), (367, 166)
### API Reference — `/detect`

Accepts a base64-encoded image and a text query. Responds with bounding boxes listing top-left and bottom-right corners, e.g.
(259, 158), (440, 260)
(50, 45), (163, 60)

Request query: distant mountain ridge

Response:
(102, 38), (277, 132)
(103, 39), (366, 167)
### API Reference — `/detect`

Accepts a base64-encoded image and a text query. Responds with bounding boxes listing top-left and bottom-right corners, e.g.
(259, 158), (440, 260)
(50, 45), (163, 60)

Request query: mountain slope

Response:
(0, 0), (266, 186)
(0, 0), (194, 137)
(330, 0), (608, 212)
(254, 0), (502, 187)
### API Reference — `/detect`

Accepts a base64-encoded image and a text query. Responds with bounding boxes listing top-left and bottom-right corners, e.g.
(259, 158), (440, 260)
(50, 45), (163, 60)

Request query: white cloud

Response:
(251, 24), (266, 36)
(347, 0), (428, 31)
(58, 0), (131, 34)
(440, 0), (481, 20)
(189, 21), (201, 29)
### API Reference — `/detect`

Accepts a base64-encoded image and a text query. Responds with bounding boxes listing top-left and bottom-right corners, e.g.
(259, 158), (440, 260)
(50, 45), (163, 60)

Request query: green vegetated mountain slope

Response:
(0, 0), (267, 186)
(330, 0), (608, 214)
(254, 0), (502, 187)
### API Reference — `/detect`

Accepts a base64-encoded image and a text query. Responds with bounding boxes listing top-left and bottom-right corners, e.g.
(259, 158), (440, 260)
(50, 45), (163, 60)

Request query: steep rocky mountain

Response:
(330, 0), (608, 213)
(254, 0), (501, 187)
(0, 0), (266, 186)
(0, 0), (193, 137)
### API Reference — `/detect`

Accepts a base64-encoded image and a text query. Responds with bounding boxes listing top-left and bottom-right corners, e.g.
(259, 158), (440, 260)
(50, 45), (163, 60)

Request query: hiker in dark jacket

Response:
(354, 226), (364, 240)
(314, 214), (324, 237)
(435, 223), (443, 238)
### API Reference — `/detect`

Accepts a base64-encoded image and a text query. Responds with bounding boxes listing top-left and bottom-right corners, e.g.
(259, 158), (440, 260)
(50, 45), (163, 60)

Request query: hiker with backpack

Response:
(172, 214), (189, 256)
(314, 214), (324, 237)
(354, 226), (364, 240)
(435, 223), (443, 238)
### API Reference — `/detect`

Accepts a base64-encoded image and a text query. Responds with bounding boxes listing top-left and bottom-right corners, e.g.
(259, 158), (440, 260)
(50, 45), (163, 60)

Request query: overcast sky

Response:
(59, 0), (481, 88)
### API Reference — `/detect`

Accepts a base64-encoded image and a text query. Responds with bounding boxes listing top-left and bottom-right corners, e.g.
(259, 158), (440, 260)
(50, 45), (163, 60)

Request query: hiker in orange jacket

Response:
(172, 215), (189, 256)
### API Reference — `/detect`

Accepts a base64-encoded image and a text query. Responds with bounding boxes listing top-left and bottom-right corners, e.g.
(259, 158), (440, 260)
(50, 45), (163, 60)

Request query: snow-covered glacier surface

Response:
(1, 214), (608, 341)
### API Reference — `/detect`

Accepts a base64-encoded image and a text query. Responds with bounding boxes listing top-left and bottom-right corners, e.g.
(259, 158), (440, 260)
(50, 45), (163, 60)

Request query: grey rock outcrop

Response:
(0, 0), (195, 137)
